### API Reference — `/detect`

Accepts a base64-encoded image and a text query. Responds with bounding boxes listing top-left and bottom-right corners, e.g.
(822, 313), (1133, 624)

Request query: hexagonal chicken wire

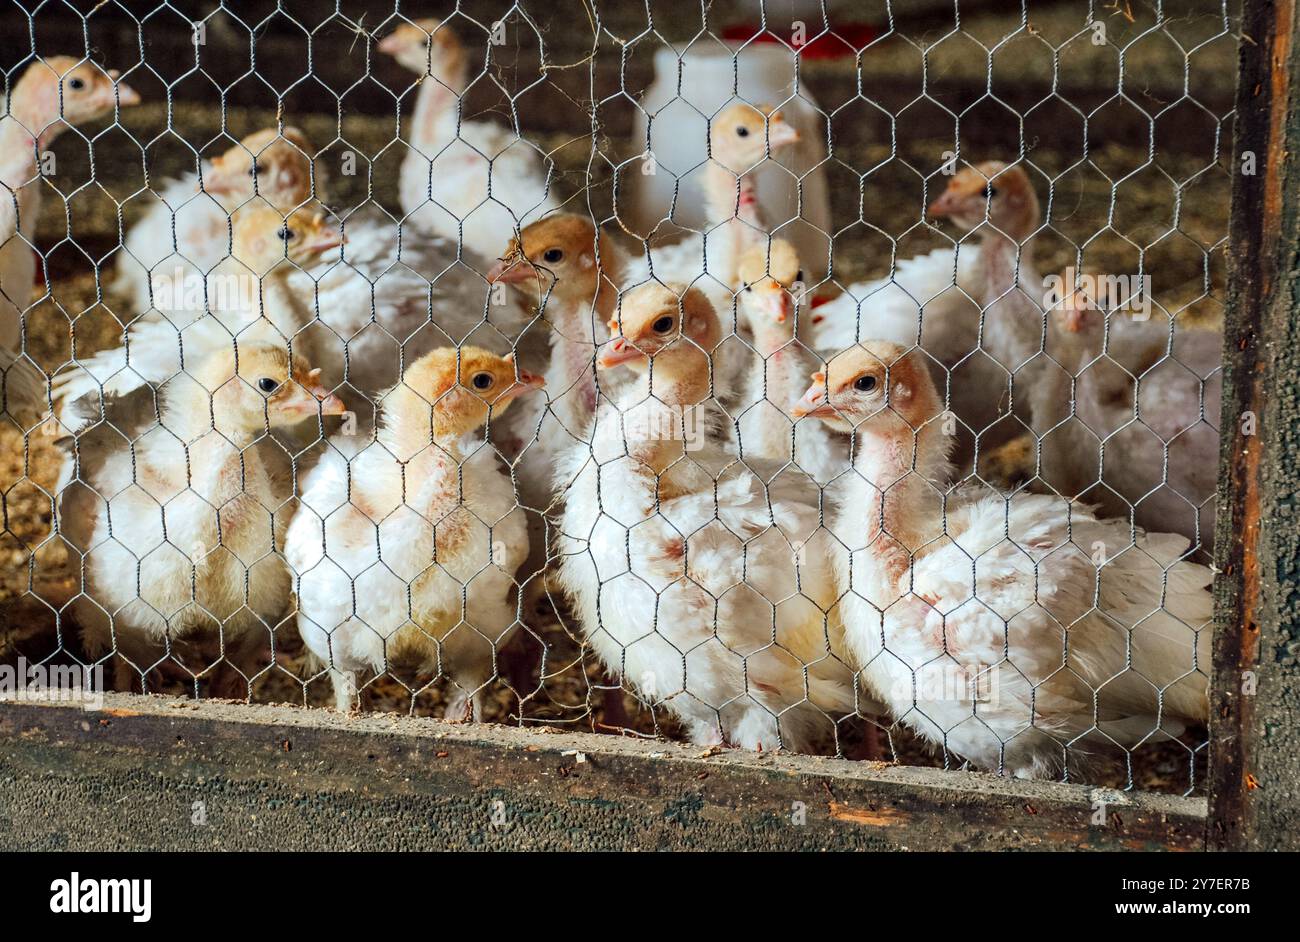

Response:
(0, 0), (1243, 808)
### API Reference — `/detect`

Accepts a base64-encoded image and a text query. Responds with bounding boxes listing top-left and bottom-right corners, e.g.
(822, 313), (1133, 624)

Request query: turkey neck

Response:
(377, 384), (473, 466)
(704, 162), (762, 286)
(2, 87), (67, 247)
(0, 118), (38, 209)
(0, 117), (39, 351)
(704, 161), (762, 225)
(846, 415), (952, 568)
(375, 391), (472, 526)
(622, 348), (712, 479)
(547, 299), (599, 432)
(255, 262), (313, 332)
(974, 205), (1044, 377)
(161, 384), (266, 463)
(410, 55), (469, 153)
(4, 86), (66, 160)
(746, 318), (806, 459)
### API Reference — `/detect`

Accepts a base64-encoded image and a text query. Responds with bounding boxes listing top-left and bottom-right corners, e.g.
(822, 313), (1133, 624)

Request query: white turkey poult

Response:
(1, 56), (139, 425)
(53, 205), (344, 419)
(555, 282), (867, 753)
(621, 101), (801, 315)
(112, 127), (322, 317)
(378, 18), (561, 263)
(734, 238), (848, 484)
(793, 342), (1214, 778)
(485, 214), (628, 705)
(813, 161), (1050, 466)
(286, 346), (544, 719)
(58, 342), (346, 693)
(1049, 279), (1222, 557)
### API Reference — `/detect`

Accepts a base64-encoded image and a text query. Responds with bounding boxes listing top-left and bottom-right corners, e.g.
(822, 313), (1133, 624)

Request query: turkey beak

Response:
(301, 368), (347, 416)
(486, 257), (537, 285)
(504, 369), (546, 399)
(314, 388), (348, 416)
(928, 189), (961, 218)
(767, 117), (800, 149)
(377, 33), (407, 56)
(308, 227), (344, 254)
(597, 336), (644, 369)
(109, 71), (141, 107)
(791, 378), (835, 419)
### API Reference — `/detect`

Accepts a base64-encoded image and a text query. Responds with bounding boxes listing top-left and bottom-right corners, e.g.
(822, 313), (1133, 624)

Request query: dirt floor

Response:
(1, 4), (1229, 796)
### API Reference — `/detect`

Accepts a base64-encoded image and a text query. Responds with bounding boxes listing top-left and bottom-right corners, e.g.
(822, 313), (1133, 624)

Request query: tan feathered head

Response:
(230, 205), (342, 274)
(205, 127), (322, 210)
(792, 341), (941, 435)
(600, 283), (720, 372)
(187, 342), (345, 434)
(390, 346), (545, 440)
(12, 57), (139, 145)
(487, 214), (613, 307)
(710, 102), (799, 174)
(377, 18), (466, 79)
(928, 160), (1038, 240)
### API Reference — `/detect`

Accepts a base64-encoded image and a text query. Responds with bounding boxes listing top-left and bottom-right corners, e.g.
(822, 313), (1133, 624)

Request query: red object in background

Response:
(722, 23), (878, 58)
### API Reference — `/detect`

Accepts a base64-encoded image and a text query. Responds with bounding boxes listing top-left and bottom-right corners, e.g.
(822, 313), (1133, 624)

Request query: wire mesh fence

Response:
(0, 0), (1235, 796)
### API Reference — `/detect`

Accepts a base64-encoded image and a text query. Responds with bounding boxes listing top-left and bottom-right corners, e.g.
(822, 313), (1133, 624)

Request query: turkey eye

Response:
(854, 374), (877, 392)
(257, 377), (279, 394)
(68, 77), (85, 90)
(471, 371), (494, 390)
(249, 162), (263, 177)
(652, 315), (674, 334)
(981, 184), (997, 199)
(735, 126), (750, 137)
(277, 226), (295, 241)
(543, 248), (564, 264)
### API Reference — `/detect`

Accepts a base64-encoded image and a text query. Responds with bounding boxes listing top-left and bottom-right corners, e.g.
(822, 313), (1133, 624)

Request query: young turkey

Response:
(112, 127), (322, 317)
(1, 56), (139, 424)
(486, 214), (620, 502)
(794, 343), (1213, 778)
(378, 19), (561, 263)
(286, 346), (543, 718)
(555, 282), (867, 752)
(58, 342), (345, 694)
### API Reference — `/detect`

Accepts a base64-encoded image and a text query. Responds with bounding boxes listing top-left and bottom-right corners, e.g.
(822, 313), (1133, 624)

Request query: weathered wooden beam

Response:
(0, 693), (1205, 851)
(1211, 0), (1300, 852)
